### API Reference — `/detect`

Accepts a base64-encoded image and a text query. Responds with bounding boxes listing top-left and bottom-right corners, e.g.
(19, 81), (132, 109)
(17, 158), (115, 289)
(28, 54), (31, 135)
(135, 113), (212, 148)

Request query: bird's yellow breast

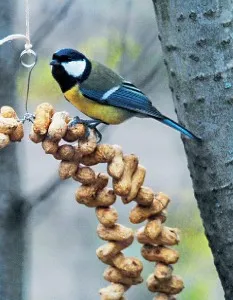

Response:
(64, 85), (131, 124)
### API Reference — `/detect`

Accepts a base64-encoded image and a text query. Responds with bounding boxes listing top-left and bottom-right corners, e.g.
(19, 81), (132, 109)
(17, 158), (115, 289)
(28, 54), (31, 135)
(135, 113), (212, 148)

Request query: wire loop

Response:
(20, 49), (37, 68)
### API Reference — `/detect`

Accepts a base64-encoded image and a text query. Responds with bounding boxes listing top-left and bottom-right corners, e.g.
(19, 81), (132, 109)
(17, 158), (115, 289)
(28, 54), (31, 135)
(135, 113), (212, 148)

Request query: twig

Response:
(27, 174), (66, 210)
(33, 0), (76, 49)
(123, 34), (157, 77)
(118, 0), (133, 73)
(137, 58), (163, 89)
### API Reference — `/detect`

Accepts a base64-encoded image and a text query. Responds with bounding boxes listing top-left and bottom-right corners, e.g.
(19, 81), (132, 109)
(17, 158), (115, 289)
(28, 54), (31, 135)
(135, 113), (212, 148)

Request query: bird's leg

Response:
(68, 117), (104, 143)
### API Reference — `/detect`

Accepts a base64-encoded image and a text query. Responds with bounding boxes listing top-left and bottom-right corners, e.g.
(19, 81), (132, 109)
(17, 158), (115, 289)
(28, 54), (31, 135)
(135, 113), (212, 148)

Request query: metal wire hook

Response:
(20, 49), (37, 114)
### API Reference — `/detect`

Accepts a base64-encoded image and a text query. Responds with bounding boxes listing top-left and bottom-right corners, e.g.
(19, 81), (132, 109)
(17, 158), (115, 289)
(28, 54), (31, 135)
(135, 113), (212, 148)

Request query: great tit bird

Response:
(50, 48), (199, 141)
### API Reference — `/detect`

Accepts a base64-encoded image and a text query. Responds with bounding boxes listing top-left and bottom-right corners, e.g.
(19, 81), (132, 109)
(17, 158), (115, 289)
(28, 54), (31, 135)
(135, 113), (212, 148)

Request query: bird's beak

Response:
(50, 60), (60, 66)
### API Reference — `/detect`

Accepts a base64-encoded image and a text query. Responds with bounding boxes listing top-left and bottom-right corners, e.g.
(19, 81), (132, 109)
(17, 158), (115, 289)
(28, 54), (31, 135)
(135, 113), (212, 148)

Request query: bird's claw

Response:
(68, 116), (82, 128)
(90, 127), (102, 143)
(68, 117), (102, 143)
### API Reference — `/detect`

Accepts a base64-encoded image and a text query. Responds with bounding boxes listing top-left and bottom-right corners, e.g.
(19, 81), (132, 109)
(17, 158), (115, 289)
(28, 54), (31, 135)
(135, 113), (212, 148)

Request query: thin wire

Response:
(25, 0), (32, 49)
(0, 0), (31, 48)
(0, 0), (36, 122)
(0, 34), (30, 46)
(22, 0), (37, 119)
(24, 0), (36, 115)
(25, 67), (34, 113)
(25, 0), (30, 39)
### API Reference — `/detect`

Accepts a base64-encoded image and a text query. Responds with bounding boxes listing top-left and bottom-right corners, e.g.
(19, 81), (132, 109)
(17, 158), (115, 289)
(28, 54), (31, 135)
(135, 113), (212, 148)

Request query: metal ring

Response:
(20, 49), (37, 68)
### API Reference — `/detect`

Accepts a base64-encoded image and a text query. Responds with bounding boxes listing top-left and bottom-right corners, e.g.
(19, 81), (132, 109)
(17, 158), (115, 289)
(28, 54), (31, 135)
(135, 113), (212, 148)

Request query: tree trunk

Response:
(0, 2), (25, 300)
(153, 1), (233, 298)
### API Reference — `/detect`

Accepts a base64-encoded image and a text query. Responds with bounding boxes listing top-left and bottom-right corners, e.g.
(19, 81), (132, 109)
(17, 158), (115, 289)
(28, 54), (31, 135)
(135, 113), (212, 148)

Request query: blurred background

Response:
(0, 0), (224, 299)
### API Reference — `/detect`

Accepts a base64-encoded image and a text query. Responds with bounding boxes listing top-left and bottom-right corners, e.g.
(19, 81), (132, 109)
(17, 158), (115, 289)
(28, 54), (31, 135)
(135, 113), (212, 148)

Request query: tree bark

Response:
(0, 2), (25, 300)
(153, 1), (233, 298)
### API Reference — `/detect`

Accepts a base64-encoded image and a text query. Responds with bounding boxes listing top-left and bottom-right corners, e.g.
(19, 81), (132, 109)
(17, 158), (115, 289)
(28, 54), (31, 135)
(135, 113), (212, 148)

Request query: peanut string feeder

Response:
(0, 103), (184, 299)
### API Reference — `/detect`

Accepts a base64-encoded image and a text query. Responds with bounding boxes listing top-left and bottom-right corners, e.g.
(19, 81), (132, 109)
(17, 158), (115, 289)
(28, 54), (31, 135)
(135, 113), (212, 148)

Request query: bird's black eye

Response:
(52, 54), (61, 63)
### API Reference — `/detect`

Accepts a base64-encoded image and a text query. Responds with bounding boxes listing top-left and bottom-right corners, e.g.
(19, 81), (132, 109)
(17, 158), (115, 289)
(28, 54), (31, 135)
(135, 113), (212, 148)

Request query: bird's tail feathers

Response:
(159, 117), (200, 141)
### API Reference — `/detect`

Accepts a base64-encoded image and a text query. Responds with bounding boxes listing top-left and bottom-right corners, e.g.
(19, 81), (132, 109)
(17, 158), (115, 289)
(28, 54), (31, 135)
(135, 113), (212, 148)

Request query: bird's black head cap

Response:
(52, 48), (86, 62)
(50, 48), (92, 92)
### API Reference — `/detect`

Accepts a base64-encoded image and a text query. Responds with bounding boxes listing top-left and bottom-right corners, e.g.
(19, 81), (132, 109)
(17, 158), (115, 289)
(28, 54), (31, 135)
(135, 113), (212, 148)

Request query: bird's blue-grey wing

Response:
(80, 81), (199, 140)
(79, 81), (164, 119)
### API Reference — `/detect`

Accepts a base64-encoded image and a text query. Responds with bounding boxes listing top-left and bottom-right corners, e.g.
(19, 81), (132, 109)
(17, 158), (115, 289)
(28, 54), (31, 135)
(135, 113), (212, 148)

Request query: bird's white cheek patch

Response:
(62, 60), (86, 77)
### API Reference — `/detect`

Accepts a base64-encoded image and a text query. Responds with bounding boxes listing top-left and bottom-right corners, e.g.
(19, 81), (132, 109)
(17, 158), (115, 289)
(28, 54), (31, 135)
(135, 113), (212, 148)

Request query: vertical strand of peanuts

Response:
(24, 102), (184, 299)
(75, 163), (143, 300)
(135, 198), (184, 299)
(28, 103), (144, 299)
(108, 137), (184, 298)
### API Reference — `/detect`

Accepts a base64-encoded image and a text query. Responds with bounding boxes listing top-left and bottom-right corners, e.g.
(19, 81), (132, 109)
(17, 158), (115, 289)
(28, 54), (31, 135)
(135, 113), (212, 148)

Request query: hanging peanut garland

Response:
(0, 0), (185, 297)
(0, 104), (184, 299)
